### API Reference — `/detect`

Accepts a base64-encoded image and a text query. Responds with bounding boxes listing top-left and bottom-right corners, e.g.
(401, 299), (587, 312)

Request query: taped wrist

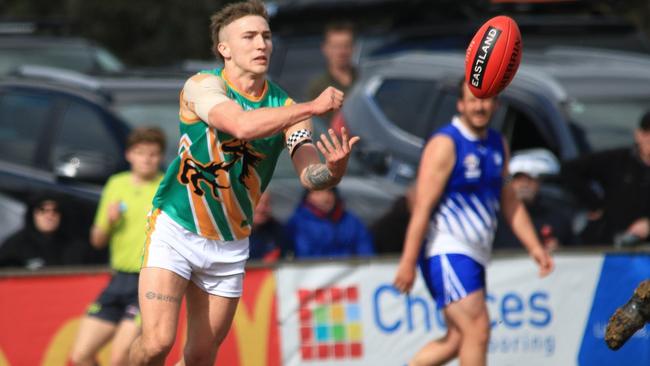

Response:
(286, 128), (313, 157)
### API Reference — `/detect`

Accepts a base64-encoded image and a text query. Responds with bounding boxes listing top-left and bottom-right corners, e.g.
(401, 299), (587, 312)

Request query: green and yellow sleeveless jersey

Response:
(152, 68), (292, 241)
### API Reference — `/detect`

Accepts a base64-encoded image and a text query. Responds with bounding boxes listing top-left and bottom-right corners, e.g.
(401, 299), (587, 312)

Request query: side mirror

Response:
(54, 150), (118, 184)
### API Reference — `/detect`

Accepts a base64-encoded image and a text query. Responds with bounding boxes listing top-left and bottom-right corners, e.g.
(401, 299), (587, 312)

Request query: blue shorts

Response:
(419, 254), (485, 308)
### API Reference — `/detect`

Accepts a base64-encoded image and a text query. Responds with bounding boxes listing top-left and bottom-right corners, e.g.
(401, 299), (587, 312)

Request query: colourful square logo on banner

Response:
(297, 286), (363, 361)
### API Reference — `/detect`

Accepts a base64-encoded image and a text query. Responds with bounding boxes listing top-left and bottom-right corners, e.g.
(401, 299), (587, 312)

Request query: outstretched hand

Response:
(316, 127), (360, 179)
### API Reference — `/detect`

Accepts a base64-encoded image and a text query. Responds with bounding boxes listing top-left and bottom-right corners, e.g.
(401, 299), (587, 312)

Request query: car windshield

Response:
(113, 102), (180, 164)
(566, 98), (649, 152)
(0, 45), (125, 75)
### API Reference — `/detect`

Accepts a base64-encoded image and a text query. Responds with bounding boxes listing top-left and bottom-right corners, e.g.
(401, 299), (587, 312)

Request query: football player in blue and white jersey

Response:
(394, 79), (554, 366)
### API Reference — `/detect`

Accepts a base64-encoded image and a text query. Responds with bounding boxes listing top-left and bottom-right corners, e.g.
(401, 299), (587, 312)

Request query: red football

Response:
(465, 15), (522, 98)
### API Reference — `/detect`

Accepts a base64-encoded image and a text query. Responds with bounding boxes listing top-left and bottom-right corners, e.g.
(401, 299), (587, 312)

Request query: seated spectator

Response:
(561, 111), (650, 245)
(0, 194), (84, 269)
(494, 149), (575, 251)
(370, 184), (416, 254)
(286, 188), (375, 259)
(249, 191), (286, 263)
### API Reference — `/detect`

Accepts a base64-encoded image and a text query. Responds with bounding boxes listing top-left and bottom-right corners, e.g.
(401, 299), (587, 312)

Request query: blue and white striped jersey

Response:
(424, 116), (505, 265)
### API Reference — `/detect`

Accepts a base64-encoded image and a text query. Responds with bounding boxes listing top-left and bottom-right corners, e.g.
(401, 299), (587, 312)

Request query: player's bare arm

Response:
(394, 135), (455, 294)
(208, 86), (342, 139)
(183, 74), (343, 140)
(499, 140), (554, 277)
(288, 121), (360, 191)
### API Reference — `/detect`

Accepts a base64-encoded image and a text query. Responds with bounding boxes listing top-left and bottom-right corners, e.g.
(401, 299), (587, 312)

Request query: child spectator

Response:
(70, 127), (165, 366)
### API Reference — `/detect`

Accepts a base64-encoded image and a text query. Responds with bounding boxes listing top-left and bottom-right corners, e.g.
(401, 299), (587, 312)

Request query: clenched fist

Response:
(310, 86), (344, 115)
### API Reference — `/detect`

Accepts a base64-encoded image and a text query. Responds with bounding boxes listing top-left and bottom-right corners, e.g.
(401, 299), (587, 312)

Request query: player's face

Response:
(126, 142), (162, 180)
(457, 83), (498, 133)
(220, 15), (272, 76)
(323, 30), (354, 69)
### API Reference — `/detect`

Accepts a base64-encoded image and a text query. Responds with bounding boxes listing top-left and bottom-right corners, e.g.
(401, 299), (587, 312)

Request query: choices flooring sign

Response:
(297, 286), (364, 361)
(276, 255), (613, 366)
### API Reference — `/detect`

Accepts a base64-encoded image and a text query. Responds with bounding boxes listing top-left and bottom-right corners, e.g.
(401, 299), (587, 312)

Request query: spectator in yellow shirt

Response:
(70, 127), (165, 366)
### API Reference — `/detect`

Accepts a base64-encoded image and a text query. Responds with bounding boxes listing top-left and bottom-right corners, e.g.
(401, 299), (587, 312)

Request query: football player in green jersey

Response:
(129, 1), (359, 365)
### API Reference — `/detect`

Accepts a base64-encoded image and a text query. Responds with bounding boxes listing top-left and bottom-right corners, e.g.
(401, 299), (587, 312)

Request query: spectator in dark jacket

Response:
(370, 184), (416, 254)
(249, 191), (286, 263)
(561, 111), (650, 245)
(286, 188), (375, 259)
(0, 194), (84, 269)
(494, 149), (575, 250)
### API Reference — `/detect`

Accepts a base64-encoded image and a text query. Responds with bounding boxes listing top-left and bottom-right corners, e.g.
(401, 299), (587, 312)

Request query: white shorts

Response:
(142, 210), (248, 298)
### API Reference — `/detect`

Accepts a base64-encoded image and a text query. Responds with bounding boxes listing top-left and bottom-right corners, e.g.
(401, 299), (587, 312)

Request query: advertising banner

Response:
(277, 254), (648, 366)
(578, 254), (650, 365)
(0, 272), (112, 366)
(0, 267), (280, 366)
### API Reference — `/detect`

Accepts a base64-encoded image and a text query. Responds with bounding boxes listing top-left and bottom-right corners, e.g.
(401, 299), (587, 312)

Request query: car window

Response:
(52, 101), (121, 165)
(0, 47), (97, 75)
(0, 92), (54, 166)
(428, 90), (459, 134)
(94, 47), (126, 73)
(566, 99), (648, 152)
(273, 38), (326, 101)
(374, 79), (439, 139)
(502, 104), (558, 156)
(114, 102), (180, 164)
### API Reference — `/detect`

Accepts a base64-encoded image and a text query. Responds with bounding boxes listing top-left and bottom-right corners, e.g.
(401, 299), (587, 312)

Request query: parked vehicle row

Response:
(0, 69), (183, 256)
(2, 24), (650, 254)
(342, 47), (650, 183)
(0, 66), (399, 248)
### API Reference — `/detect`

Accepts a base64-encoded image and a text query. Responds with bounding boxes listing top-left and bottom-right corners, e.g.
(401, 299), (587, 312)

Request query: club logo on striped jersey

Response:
(177, 139), (265, 200)
(463, 153), (481, 179)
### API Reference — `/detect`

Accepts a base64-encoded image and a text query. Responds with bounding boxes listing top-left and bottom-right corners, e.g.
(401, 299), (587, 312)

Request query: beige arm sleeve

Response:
(182, 74), (231, 122)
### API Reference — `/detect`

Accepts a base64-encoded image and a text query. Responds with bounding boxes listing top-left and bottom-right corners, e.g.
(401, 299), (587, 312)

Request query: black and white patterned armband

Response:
(286, 129), (313, 157)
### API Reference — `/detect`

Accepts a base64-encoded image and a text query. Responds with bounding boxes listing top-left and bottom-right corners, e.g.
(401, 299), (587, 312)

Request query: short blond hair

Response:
(209, 0), (269, 61)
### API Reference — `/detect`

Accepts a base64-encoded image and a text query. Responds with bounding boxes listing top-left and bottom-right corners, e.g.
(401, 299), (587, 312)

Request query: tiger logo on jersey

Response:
(177, 139), (265, 200)
(221, 139), (265, 187)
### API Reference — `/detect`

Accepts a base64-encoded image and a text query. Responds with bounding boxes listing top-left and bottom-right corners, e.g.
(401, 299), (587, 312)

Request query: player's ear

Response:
(217, 42), (231, 60)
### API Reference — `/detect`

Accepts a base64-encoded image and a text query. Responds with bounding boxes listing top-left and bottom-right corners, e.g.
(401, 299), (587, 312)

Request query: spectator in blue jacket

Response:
(286, 188), (375, 259)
